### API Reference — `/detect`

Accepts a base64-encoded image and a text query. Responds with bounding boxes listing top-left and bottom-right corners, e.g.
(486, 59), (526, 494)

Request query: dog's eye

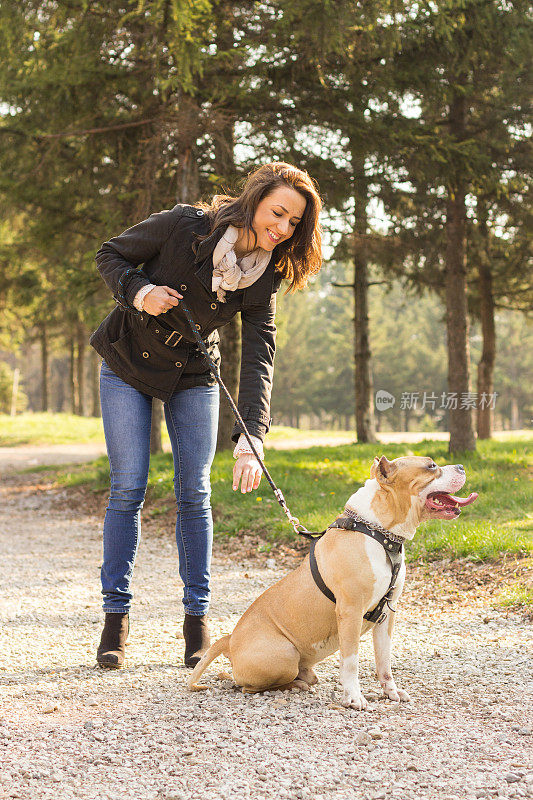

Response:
(428, 463), (437, 470)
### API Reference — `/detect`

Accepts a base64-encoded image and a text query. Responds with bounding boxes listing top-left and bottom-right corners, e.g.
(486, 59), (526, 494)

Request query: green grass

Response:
(48, 436), (532, 562)
(0, 413), (105, 446)
(496, 581), (533, 609)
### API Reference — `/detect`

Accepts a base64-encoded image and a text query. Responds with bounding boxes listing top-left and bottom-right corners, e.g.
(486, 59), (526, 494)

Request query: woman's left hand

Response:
(233, 454), (262, 493)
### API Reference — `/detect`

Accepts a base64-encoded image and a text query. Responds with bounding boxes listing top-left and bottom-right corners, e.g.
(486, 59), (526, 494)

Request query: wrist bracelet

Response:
(233, 446), (264, 460)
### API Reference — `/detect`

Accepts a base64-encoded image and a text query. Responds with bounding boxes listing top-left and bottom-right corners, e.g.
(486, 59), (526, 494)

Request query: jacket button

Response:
(195, 323), (201, 330)
(180, 284), (187, 291)
(211, 302), (217, 310)
(155, 329), (160, 334)
(142, 351), (149, 359)
(196, 209), (204, 216)
(175, 361), (182, 368)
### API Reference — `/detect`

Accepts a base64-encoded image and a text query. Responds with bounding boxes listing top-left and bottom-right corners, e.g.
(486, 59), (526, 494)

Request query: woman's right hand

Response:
(143, 285), (182, 315)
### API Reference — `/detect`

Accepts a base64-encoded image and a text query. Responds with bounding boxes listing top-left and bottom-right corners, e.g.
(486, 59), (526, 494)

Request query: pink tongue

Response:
(445, 492), (478, 506)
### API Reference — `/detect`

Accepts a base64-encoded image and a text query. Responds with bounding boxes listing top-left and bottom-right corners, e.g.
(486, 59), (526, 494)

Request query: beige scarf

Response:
(212, 225), (271, 302)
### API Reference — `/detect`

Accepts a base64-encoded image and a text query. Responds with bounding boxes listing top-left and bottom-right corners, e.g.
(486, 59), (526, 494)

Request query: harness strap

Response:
(301, 517), (404, 624)
(305, 535), (336, 604)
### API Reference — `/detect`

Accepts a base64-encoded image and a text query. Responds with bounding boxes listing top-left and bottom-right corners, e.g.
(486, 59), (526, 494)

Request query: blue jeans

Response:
(99, 360), (219, 616)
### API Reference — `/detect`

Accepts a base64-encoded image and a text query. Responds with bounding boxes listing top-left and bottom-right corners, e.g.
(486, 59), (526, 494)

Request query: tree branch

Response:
(1, 118), (158, 140)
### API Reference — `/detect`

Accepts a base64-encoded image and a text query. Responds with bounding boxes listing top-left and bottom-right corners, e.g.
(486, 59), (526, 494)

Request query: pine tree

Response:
(375, 0), (531, 450)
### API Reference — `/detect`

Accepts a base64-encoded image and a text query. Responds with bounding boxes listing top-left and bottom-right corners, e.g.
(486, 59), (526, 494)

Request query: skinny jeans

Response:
(99, 360), (219, 616)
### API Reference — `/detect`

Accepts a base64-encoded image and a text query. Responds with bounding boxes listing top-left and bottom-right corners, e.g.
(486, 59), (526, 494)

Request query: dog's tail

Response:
(187, 634), (231, 691)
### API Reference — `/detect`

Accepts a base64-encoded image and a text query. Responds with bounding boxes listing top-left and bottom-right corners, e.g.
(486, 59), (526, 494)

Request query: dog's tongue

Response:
(435, 491), (478, 507)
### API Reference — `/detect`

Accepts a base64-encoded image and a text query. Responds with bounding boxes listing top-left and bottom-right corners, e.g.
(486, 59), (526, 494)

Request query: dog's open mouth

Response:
(425, 491), (478, 518)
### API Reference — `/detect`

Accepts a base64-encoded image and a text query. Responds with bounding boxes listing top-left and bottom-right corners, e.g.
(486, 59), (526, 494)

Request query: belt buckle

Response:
(164, 330), (182, 347)
(376, 612), (387, 625)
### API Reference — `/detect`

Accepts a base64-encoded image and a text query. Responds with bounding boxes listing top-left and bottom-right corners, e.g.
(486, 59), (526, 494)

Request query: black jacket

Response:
(90, 203), (281, 443)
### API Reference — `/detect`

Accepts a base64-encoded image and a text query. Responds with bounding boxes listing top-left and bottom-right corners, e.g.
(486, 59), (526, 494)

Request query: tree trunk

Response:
(76, 321), (86, 416)
(90, 349), (101, 417)
(134, 123), (162, 220)
(352, 151), (377, 444)
(476, 209), (495, 440)
(150, 398), (163, 454)
(176, 143), (200, 205)
(445, 89), (475, 453)
(69, 336), (76, 413)
(10, 367), (20, 416)
(212, 9), (239, 452)
(68, 336), (78, 414)
(40, 324), (49, 412)
(217, 318), (241, 450)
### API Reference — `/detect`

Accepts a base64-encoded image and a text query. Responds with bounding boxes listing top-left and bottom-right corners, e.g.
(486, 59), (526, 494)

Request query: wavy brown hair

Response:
(196, 162), (323, 291)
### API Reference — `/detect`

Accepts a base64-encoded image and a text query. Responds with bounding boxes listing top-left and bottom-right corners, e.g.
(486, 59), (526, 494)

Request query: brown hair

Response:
(196, 162), (323, 291)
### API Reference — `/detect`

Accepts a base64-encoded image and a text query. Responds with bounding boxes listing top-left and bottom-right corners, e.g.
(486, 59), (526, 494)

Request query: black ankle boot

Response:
(96, 612), (129, 669)
(183, 613), (210, 668)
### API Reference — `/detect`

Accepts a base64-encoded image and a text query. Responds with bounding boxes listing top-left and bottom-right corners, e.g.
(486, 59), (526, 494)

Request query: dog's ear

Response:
(372, 455), (397, 484)
(370, 456), (381, 478)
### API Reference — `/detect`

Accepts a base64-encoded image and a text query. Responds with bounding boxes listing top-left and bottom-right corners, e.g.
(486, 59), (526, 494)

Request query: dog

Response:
(188, 455), (477, 709)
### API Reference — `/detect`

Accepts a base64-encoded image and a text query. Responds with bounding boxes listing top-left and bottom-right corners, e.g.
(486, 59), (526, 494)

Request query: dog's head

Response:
(366, 455), (478, 538)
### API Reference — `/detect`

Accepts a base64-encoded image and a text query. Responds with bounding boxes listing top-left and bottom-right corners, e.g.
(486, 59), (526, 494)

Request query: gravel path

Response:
(0, 471), (531, 800)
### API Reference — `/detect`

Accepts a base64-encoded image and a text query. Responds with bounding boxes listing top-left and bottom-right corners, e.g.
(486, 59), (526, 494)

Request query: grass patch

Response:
(46, 436), (532, 562)
(0, 413), (105, 446)
(496, 581), (533, 607)
(50, 456), (111, 488)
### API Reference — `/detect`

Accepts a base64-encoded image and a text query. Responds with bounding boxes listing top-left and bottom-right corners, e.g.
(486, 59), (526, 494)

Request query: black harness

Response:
(301, 516), (404, 624)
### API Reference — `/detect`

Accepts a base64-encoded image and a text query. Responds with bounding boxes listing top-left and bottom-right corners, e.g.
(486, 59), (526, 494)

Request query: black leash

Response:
(180, 301), (309, 536)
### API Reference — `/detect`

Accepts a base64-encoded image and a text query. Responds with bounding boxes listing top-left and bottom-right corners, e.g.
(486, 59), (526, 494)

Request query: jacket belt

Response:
(146, 321), (185, 348)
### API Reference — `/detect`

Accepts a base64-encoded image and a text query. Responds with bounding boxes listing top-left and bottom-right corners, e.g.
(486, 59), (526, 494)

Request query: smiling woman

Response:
(89, 161), (323, 671)
(195, 162), (322, 291)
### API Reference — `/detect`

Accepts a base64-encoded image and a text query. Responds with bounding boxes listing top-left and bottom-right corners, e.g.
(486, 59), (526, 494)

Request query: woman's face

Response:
(236, 185), (307, 255)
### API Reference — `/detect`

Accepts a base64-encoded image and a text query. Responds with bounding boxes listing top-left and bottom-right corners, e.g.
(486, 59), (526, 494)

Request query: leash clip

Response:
(292, 519), (309, 535)
(274, 489), (308, 534)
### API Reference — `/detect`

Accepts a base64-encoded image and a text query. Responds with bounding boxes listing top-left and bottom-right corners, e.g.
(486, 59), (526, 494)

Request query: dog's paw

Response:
(397, 688), (410, 702)
(297, 667), (319, 686)
(382, 685), (410, 702)
(291, 679), (311, 691)
(379, 677), (411, 703)
(341, 689), (368, 711)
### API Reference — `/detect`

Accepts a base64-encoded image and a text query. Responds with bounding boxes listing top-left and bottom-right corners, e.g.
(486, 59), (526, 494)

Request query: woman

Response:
(90, 162), (322, 669)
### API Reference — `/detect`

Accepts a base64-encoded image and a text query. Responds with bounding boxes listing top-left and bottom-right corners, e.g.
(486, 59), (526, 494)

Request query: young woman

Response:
(90, 162), (322, 669)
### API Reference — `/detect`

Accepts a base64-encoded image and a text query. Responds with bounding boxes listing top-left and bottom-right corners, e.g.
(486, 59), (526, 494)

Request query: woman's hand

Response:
(233, 453), (262, 493)
(143, 286), (182, 315)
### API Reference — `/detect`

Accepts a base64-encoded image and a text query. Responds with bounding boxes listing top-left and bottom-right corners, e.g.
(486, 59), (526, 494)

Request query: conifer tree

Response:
(376, 0), (531, 450)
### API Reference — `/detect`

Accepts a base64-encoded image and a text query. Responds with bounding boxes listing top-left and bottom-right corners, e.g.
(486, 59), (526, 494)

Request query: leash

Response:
(179, 301), (309, 536)
(179, 302), (403, 623)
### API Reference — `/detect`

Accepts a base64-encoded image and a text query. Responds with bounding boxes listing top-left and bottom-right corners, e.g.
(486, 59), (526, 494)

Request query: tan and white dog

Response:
(188, 455), (477, 709)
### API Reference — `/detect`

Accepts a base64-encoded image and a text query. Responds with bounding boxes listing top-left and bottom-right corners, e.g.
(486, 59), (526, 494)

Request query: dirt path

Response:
(0, 470), (531, 800)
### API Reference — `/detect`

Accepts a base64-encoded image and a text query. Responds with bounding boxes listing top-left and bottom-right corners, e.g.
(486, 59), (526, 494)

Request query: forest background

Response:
(0, 0), (531, 453)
